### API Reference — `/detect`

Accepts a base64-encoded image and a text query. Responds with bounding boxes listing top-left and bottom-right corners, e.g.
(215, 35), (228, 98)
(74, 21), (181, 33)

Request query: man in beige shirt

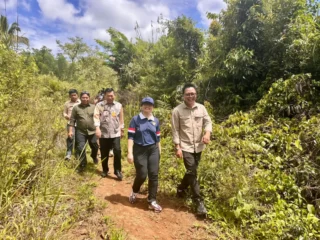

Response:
(63, 89), (80, 160)
(94, 88), (124, 180)
(171, 83), (212, 216)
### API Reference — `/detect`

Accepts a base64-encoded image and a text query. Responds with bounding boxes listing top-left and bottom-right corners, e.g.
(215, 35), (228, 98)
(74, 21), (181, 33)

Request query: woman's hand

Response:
(127, 153), (134, 164)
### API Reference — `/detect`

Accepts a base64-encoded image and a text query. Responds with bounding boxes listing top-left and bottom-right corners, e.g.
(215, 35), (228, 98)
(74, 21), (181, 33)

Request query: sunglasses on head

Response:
(80, 91), (90, 96)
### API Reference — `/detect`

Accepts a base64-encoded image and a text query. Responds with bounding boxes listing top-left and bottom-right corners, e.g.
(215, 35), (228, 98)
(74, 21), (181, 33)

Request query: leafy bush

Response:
(0, 45), (104, 238)
(157, 74), (320, 239)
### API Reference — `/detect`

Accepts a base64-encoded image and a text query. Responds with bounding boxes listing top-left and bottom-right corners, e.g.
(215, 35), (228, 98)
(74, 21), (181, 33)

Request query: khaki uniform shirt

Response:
(63, 99), (81, 124)
(94, 101), (123, 138)
(171, 102), (212, 153)
(69, 104), (96, 135)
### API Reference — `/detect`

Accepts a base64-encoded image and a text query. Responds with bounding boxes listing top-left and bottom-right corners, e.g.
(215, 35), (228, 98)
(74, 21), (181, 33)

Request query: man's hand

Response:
(202, 132), (210, 144)
(121, 129), (124, 138)
(68, 131), (73, 138)
(96, 127), (101, 139)
(127, 153), (134, 164)
(175, 149), (183, 158)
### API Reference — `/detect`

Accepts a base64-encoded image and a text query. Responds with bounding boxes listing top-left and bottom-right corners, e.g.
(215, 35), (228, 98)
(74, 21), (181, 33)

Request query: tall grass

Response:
(0, 46), (107, 239)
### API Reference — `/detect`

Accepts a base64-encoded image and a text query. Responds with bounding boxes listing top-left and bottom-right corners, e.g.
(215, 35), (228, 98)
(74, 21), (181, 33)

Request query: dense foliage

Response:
(0, 45), (118, 238)
(158, 75), (320, 238)
(1, 0), (320, 238)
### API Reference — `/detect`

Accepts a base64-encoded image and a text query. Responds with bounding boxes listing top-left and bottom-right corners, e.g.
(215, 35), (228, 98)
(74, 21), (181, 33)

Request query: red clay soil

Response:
(66, 158), (215, 240)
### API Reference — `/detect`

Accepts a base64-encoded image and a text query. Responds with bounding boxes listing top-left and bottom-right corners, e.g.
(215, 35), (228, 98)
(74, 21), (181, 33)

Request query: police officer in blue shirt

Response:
(127, 97), (162, 212)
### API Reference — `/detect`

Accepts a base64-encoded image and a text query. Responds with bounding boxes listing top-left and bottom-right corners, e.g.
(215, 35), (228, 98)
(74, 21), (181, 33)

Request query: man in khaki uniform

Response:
(94, 88), (124, 180)
(171, 83), (212, 216)
(63, 89), (80, 160)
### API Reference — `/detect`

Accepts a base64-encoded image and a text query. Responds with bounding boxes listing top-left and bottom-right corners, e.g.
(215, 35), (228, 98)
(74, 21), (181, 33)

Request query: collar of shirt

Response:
(79, 103), (91, 108)
(103, 100), (115, 106)
(69, 99), (81, 104)
(139, 112), (155, 121)
(182, 102), (199, 109)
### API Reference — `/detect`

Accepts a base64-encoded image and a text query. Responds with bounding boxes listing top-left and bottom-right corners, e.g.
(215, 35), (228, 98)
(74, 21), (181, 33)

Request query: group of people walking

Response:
(63, 83), (212, 216)
(63, 88), (123, 180)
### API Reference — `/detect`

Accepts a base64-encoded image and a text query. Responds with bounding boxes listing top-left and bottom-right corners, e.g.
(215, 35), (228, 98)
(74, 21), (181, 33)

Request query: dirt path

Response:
(67, 158), (214, 240)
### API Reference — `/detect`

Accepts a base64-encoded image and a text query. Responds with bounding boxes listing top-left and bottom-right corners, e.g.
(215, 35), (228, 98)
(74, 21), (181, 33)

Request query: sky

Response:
(0, 0), (226, 53)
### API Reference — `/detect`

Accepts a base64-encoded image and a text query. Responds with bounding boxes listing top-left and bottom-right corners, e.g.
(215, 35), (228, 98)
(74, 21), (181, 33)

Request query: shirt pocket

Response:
(194, 114), (204, 127)
(180, 116), (191, 127)
(77, 110), (86, 119)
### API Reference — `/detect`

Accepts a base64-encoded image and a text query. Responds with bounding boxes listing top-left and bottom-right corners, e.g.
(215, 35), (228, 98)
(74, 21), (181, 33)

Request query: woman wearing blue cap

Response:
(127, 97), (162, 212)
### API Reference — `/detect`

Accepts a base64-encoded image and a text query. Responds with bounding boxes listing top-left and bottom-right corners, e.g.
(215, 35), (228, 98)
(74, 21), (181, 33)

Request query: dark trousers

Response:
(75, 131), (99, 168)
(100, 137), (121, 174)
(178, 151), (202, 200)
(132, 144), (160, 202)
(66, 125), (75, 156)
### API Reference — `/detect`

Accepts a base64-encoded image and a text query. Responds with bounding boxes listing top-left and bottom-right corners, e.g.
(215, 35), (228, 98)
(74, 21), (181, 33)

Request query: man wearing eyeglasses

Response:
(94, 88), (124, 180)
(63, 89), (80, 160)
(69, 91), (99, 172)
(171, 83), (212, 216)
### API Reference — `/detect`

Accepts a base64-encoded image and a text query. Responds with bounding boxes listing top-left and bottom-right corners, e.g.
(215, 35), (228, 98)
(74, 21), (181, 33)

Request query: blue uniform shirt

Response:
(128, 113), (160, 146)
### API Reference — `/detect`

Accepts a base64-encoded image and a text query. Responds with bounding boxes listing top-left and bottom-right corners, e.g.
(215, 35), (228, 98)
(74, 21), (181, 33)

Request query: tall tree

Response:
(56, 37), (89, 63)
(203, 0), (311, 116)
(55, 53), (69, 80)
(0, 15), (29, 49)
(32, 46), (57, 75)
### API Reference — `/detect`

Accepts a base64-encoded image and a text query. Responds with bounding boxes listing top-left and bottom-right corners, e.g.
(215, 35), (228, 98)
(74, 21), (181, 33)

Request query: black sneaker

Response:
(176, 188), (187, 198)
(196, 200), (207, 216)
(77, 166), (85, 173)
(101, 171), (108, 178)
(115, 171), (123, 181)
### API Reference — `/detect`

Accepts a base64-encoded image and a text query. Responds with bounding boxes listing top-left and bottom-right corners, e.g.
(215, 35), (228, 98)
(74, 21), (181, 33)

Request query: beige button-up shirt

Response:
(94, 101), (124, 138)
(171, 102), (212, 153)
(63, 99), (81, 124)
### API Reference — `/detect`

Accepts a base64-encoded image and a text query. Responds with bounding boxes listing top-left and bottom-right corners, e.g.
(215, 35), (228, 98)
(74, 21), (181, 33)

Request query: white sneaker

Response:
(109, 149), (114, 157)
(129, 192), (137, 204)
(148, 201), (162, 212)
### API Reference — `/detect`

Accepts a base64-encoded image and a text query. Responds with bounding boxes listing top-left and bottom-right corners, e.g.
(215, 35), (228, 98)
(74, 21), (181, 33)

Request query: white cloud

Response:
(36, 0), (171, 41)
(0, 0), (30, 13)
(0, 0), (16, 12)
(21, 0), (31, 11)
(37, 0), (80, 22)
(13, 0), (226, 54)
(19, 0), (174, 53)
(197, 0), (226, 26)
(16, 15), (69, 53)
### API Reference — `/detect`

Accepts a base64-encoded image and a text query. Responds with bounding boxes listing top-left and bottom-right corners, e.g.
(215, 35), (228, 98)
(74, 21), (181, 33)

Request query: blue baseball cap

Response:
(141, 97), (154, 105)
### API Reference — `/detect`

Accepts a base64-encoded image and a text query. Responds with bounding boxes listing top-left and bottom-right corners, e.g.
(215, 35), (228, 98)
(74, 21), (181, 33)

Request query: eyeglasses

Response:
(184, 93), (196, 97)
